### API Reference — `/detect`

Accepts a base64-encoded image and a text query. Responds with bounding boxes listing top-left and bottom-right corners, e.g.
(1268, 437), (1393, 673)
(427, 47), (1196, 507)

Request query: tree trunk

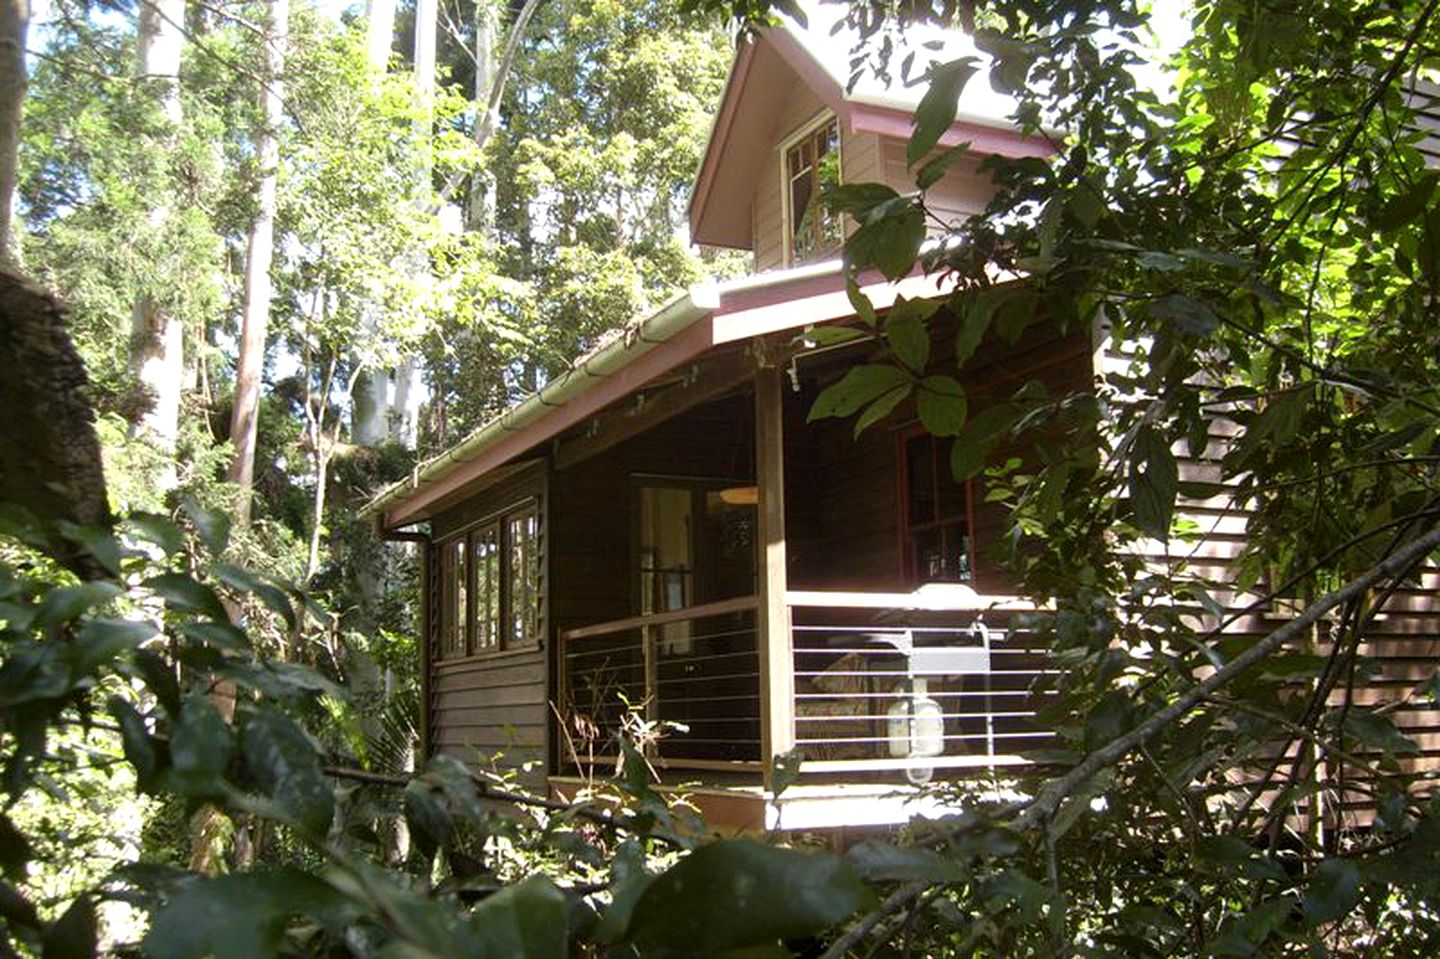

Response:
(0, 0), (28, 263)
(465, 0), (498, 233)
(364, 0), (396, 72)
(0, 266), (112, 576)
(130, 0), (187, 482)
(227, 0), (287, 525)
(391, 356), (420, 448)
(352, 0), (398, 448)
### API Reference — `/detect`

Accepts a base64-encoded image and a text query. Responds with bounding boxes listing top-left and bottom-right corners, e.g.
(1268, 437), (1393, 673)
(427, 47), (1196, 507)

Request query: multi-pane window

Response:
(507, 505), (540, 646)
(902, 433), (973, 585)
(471, 525), (500, 651)
(437, 499), (542, 659)
(785, 116), (842, 264)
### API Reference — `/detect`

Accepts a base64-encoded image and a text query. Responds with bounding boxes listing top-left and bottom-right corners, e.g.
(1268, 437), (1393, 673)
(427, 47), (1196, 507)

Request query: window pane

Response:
(787, 116), (842, 263)
(638, 486), (693, 613)
(472, 526), (500, 651)
(507, 507), (540, 645)
(904, 434), (972, 585)
(447, 538), (467, 658)
(906, 435), (936, 525)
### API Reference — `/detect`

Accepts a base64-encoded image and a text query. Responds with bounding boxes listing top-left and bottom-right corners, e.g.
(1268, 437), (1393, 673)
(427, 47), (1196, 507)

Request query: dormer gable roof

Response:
(688, 7), (1052, 250)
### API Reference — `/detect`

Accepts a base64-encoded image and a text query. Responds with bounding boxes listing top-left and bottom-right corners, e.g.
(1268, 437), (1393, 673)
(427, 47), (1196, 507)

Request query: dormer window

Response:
(784, 115), (842, 264)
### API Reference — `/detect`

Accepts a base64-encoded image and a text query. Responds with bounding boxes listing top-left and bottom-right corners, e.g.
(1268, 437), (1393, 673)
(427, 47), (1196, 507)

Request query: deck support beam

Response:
(755, 362), (794, 790)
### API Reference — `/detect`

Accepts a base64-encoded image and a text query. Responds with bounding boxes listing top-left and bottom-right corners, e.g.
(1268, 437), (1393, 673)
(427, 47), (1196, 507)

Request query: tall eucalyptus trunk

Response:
(352, 0), (397, 447)
(0, 0), (27, 263)
(130, 0), (187, 483)
(227, 0), (287, 526)
(385, 0), (436, 451)
(465, 0), (499, 233)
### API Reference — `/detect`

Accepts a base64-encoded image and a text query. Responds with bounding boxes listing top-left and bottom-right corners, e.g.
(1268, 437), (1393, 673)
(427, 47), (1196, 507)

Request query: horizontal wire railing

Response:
(558, 596), (762, 769)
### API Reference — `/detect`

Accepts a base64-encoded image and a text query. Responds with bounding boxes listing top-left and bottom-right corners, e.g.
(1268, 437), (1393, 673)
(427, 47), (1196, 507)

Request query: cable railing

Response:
(557, 589), (1056, 784)
(557, 596), (762, 771)
(787, 590), (1054, 782)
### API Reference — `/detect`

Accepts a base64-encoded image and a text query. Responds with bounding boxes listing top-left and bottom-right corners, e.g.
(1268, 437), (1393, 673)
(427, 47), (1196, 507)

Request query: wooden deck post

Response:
(755, 363), (794, 790)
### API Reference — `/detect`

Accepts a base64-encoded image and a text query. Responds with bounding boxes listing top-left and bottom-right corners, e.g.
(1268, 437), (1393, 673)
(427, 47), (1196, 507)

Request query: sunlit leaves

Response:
(908, 57), (979, 166)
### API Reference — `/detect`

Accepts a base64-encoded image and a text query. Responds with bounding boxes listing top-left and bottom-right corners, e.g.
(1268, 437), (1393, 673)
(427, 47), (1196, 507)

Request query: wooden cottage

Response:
(365, 11), (1440, 831)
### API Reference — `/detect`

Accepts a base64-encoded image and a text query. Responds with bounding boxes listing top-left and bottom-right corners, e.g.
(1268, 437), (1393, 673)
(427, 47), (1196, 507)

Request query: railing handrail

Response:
(785, 589), (1040, 612)
(559, 594), (759, 642)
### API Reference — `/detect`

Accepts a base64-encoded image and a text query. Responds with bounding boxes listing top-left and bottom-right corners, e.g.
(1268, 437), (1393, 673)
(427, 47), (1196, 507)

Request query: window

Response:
(784, 115), (842, 264)
(437, 499), (543, 659)
(636, 481), (756, 614)
(901, 432), (973, 585)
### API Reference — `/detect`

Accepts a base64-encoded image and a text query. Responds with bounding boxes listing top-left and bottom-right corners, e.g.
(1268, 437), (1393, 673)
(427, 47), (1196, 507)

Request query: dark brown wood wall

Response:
(784, 318), (1094, 595)
(427, 462), (549, 789)
(548, 393), (756, 769)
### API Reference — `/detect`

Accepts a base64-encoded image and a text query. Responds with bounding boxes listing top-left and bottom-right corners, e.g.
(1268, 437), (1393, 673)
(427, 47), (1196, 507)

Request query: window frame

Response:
(631, 475), (758, 614)
(435, 496), (544, 661)
(897, 427), (977, 586)
(779, 111), (844, 266)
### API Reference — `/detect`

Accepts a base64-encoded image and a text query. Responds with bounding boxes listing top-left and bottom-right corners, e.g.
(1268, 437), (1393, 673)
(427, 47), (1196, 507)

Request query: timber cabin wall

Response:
(427, 462), (549, 790)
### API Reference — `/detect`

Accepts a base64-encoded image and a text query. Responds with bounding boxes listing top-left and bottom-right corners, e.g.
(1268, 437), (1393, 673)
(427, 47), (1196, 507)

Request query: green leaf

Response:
(854, 385), (911, 437)
(1343, 709), (1419, 756)
(169, 695), (234, 795)
(626, 840), (872, 953)
(73, 618), (155, 676)
(916, 142), (970, 190)
(468, 876), (568, 958)
(241, 710), (334, 836)
(1302, 859), (1362, 926)
(123, 513), (184, 556)
(1137, 251), (1186, 272)
(1196, 836), (1286, 881)
(131, 649), (181, 716)
(845, 204), (926, 280)
(908, 57), (978, 166)
(845, 840), (964, 883)
(178, 621), (249, 650)
(144, 870), (349, 959)
(404, 780), (454, 861)
(41, 895), (96, 959)
(885, 301), (930, 372)
(1373, 170), (1439, 232)
(1148, 293), (1220, 337)
(216, 660), (347, 703)
(955, 289), (999, 365)
(1130, 425), (1178, 538)
(826, 183), (901, 221)
(143, 573), (229, 623)
(769, 749), (804, 798)
(844, 276), (878, 327)
(593, 842), (652, 945)
(0, 814), (32, 881)
(211, 563), (296, 630)
(799, 325), (866, 347)
(808, 365), (911, 421)
(917, 376), (967, 436)
(994, 288), (1039, 344)
(183, 499), (231, 556)
(33, 582), (122, 632)
(109, 697), (164, 794)
(950, 405), (1019, 481)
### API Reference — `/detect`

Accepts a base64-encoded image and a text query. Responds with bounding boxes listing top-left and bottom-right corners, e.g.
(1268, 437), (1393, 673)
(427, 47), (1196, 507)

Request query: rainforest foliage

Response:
(2, 0), (1440, 955)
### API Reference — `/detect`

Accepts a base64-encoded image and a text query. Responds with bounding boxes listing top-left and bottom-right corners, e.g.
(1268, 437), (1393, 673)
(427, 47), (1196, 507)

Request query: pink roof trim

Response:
(846, 102), (1053, 158)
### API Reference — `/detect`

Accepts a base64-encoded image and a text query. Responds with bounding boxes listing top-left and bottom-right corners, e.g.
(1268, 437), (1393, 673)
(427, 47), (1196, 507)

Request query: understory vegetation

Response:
(2, 0), (1440, 954)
